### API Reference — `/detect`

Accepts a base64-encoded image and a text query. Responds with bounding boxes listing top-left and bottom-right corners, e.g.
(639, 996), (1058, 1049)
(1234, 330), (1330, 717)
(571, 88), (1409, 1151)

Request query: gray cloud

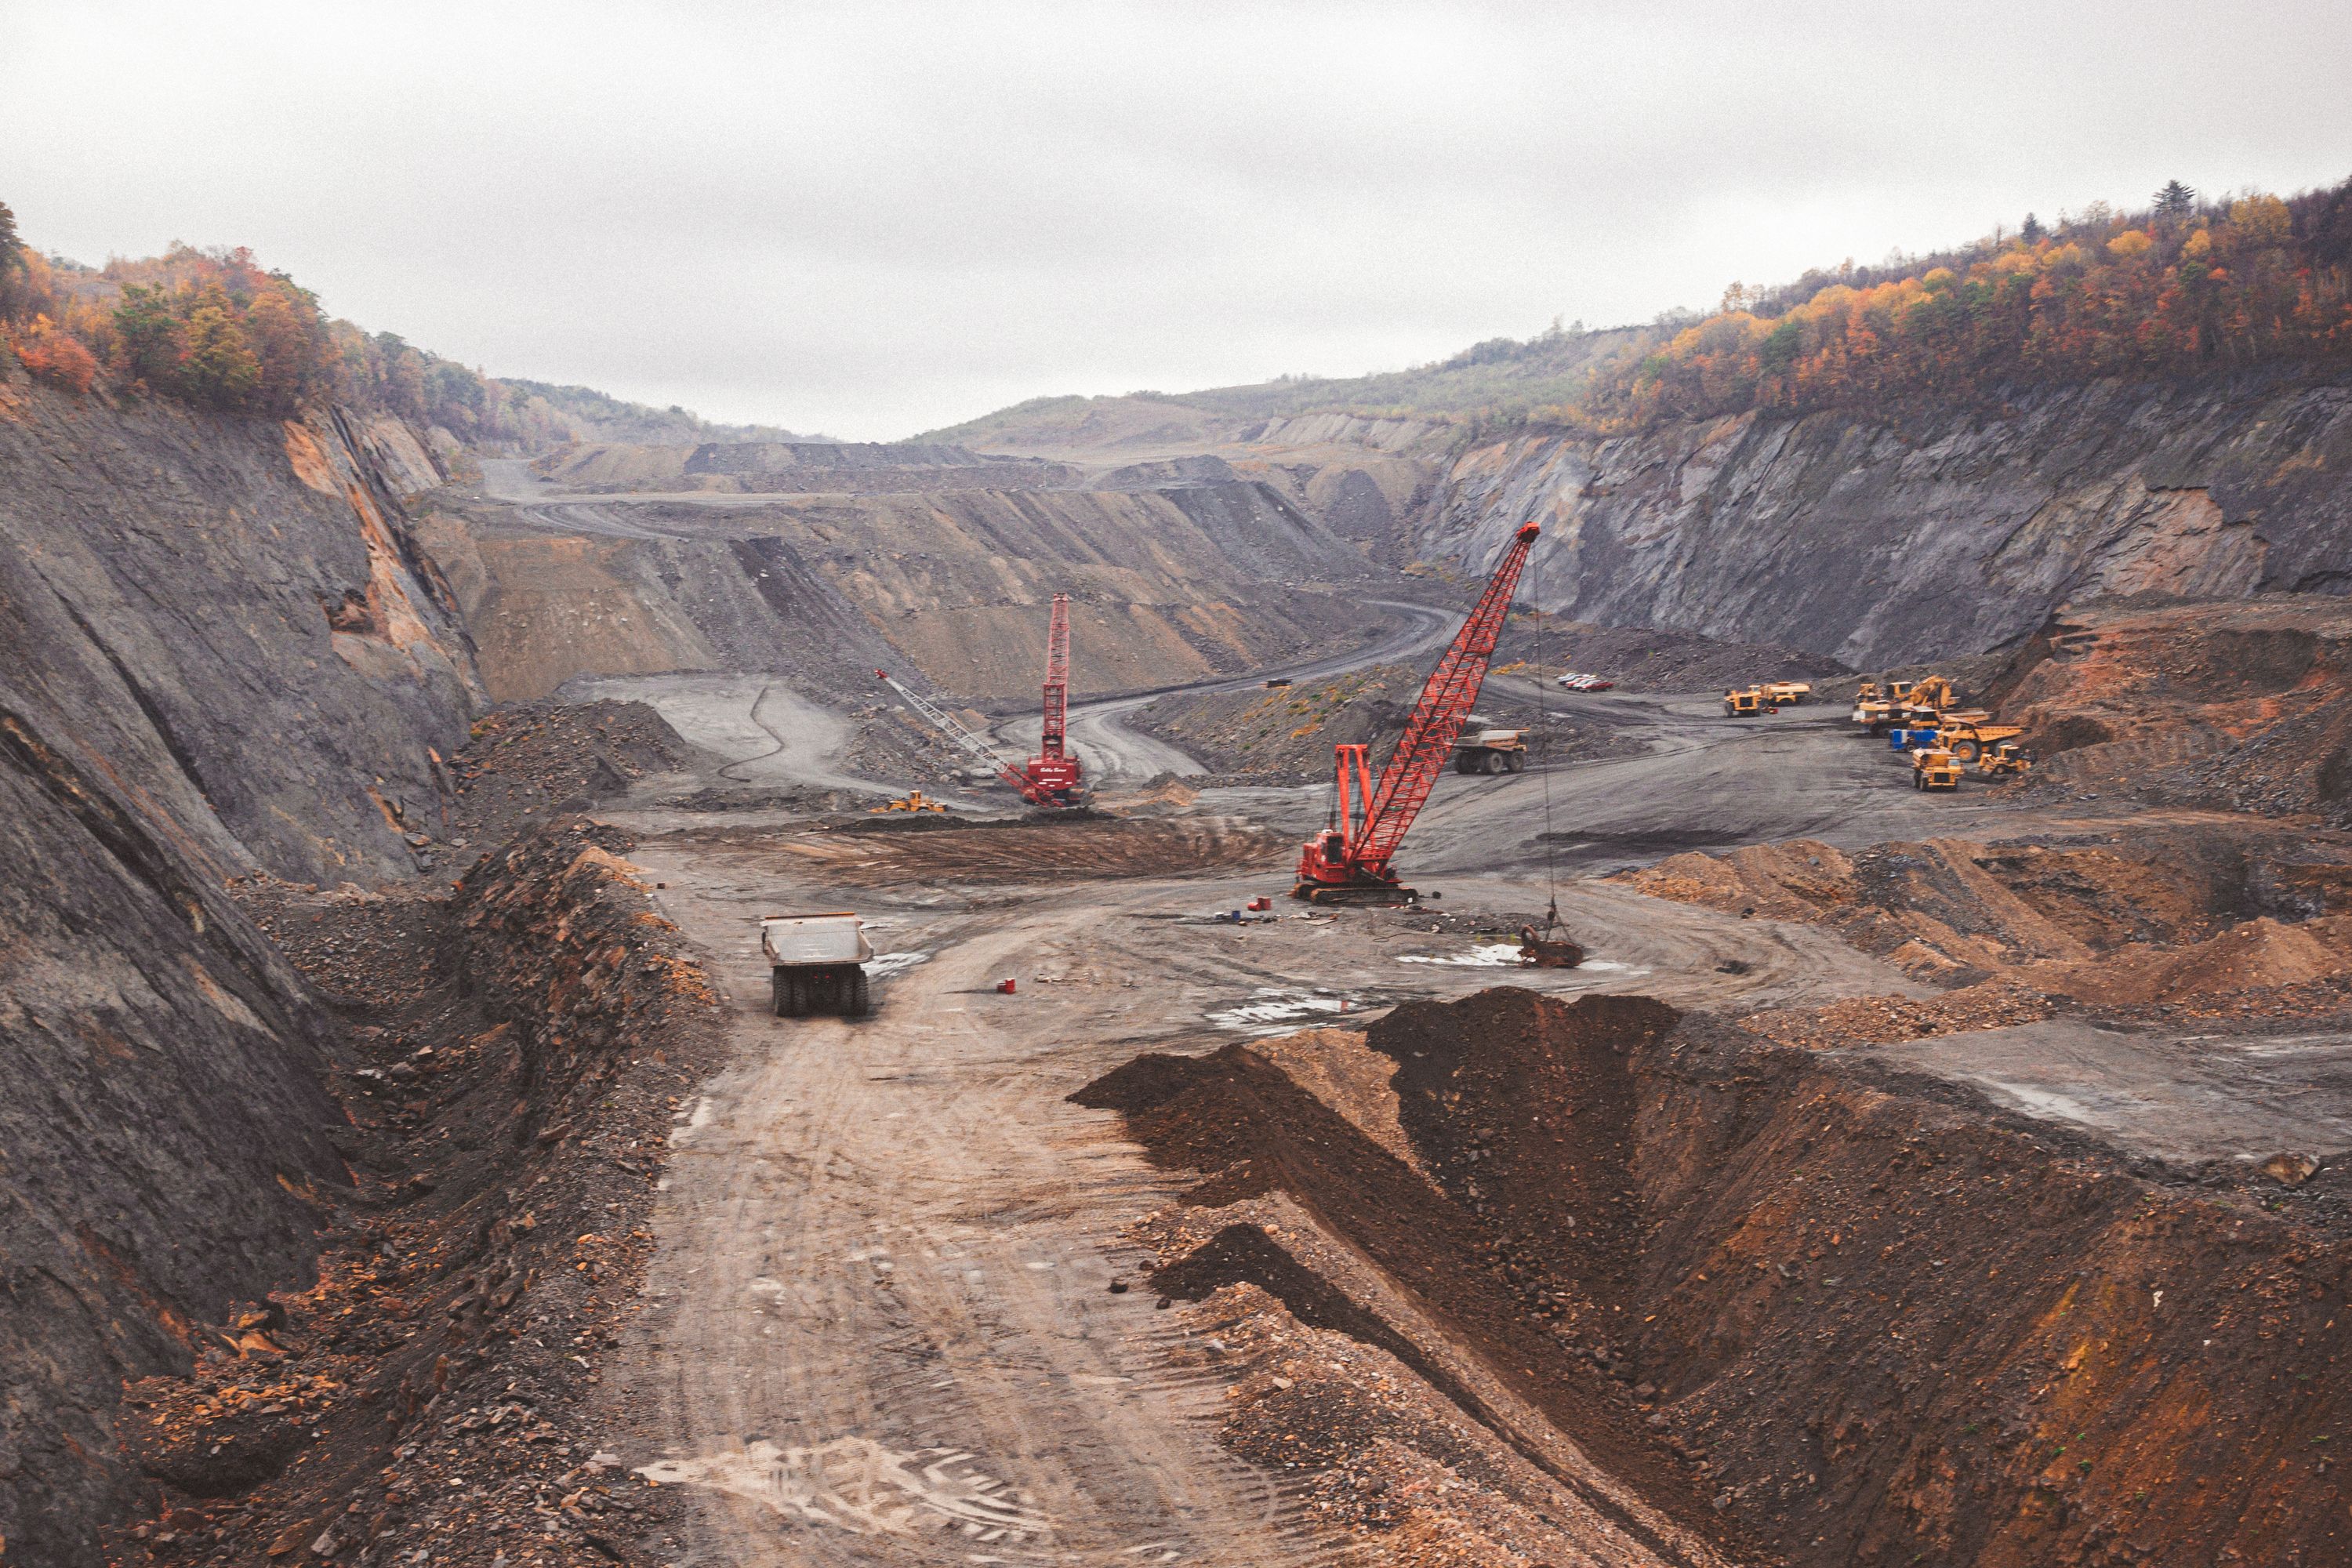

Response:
(3, 0), (2347, 437)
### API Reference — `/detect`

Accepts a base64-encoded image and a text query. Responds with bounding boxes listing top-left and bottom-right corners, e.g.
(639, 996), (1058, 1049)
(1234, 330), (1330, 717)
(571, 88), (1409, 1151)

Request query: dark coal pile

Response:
(439, 701), (689, 854)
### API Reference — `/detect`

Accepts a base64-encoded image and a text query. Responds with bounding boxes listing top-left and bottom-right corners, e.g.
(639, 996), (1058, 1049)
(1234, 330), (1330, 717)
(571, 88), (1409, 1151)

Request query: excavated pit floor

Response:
(585, 670), (2352, 1566)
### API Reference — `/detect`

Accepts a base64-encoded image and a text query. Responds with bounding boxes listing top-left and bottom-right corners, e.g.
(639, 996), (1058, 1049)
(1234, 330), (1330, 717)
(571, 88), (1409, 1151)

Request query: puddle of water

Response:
(1207, 989), (1360, 1034)
(638, 1436), (1053, 1541)
(1396, 942), (1525, 967)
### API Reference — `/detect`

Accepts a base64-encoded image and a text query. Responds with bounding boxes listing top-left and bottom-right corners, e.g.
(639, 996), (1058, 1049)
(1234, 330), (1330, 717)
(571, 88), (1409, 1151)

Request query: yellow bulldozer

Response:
(1851, 679), (1909, 730)
(1980, 741), (2032, 778)
(871, 789), (949, 814)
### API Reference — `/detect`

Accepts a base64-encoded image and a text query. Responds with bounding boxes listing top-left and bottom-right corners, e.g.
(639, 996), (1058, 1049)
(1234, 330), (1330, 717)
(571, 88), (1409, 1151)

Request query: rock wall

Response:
(0, 700), (347, 1567)
(0, 380), (483, 882)
(0, 376), (488, 1562)
(425, 480), (1385, 703)
(1423, 373), (2352, 668)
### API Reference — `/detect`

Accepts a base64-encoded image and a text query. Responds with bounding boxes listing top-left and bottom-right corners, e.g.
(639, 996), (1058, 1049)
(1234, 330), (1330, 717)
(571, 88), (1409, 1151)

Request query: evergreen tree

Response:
(2154, 180), (2197, 219)
(2021, 212), (2044, 243)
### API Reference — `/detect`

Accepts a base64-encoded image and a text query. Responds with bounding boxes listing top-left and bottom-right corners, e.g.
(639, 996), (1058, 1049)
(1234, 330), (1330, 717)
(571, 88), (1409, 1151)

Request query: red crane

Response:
(873, 592), (1084, 811)
(1025, 592), (1083, 804)
(1293, 523), (1541, 902)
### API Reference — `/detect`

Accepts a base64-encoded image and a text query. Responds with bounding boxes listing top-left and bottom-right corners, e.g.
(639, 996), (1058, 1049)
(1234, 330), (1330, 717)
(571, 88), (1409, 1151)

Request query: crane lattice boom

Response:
(873, 592), (1087, 811)
(1041, 592), (1070, 761)
(1294, 522), (1541, 899)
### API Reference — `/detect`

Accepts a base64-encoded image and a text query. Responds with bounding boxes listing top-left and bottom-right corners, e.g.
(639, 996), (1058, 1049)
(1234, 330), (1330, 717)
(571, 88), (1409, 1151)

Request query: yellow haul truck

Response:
(1911, 747), (1962, 790)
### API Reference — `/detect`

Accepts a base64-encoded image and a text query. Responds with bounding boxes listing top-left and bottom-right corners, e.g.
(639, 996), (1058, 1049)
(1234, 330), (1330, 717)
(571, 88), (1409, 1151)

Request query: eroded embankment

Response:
(1082, 988), (2352, 1568)
(107, 820), (723, 1568)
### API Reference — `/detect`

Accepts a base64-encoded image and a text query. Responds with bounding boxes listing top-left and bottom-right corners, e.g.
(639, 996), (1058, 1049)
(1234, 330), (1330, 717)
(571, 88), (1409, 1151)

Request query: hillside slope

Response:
(426, 450), (1405, 704)
(0, 382), (481, 880)
(0, 372), (490, 1560)
(1424, 372), (2352, 668)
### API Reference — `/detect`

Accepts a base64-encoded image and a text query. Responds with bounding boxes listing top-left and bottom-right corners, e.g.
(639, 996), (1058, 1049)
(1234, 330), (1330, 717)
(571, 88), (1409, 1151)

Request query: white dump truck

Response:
(1451, 728), (1527, 774)
(761, 912), (873, 1018)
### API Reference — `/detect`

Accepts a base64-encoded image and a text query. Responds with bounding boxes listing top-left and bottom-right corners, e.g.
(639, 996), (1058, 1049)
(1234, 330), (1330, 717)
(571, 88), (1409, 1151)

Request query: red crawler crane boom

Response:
(873, 590), (1085, 811)
(1025, 591), (1083, 804)
(1293, 523), (1541, 902)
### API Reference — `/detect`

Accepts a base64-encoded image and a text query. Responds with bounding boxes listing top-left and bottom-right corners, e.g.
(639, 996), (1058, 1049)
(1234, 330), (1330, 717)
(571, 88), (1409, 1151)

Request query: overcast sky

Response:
(3, 2), (2348, 438)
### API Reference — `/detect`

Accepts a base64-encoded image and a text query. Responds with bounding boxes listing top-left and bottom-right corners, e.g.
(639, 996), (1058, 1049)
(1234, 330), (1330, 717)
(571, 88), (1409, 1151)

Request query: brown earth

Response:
(644, 811), (1290, 887)
(101, 811), (727, 1568)
(1613, 818), (2352, 1047)
(1975, 595), (2352, 821)
(1080, 986), (2352, 1568)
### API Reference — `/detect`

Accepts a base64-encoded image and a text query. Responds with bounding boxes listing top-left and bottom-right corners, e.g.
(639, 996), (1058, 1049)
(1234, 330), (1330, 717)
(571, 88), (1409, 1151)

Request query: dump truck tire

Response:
(848, 969), (870, 1018)
(1455, 754), (1477, 775)
(1506, 753), (1525, 773)
(1951, 738), (1982, 762)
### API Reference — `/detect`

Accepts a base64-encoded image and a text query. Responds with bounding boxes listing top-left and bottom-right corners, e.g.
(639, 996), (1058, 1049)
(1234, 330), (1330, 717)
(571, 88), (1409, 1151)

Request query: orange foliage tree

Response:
(1576, 176), (2352, 430)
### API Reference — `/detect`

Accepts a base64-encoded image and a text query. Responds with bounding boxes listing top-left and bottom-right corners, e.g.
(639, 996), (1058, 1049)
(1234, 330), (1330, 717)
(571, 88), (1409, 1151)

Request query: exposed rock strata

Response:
(1423, 374), (2352, 667)
(0, 380), (481, 881)
(0, 699), (345, 1566)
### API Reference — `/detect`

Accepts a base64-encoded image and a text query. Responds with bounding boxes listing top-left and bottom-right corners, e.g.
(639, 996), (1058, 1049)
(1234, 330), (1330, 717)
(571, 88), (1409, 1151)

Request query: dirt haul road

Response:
(591, 671), (2045, 1565)
(612, 834), (1914, 1566)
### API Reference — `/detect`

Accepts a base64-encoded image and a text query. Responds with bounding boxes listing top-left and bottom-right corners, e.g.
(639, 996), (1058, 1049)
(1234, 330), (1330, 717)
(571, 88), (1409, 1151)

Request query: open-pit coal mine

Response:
(9, 154), (2352, 1568)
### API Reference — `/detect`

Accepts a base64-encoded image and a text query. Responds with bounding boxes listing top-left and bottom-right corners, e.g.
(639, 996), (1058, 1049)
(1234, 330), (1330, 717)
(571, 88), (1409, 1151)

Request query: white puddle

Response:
(639, 1436), (1052, 1541)
(1207, 989), (1360, 1034)
(1396, 942), (1525, 967)
(1392, 946), (1651, 977)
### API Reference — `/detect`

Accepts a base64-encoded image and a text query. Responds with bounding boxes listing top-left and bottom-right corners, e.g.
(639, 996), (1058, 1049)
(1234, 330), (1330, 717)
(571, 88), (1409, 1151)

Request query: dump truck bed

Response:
(760, 913), (875, 967)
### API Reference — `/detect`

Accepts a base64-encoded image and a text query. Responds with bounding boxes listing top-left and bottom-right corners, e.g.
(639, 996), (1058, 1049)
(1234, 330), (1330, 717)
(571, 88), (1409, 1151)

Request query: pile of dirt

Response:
(1083, 987), (2352, 1568)
(1128, 666), (1417, 781)
(1618, 822), (2352, 991)
(438, 700), (690, 855)
(110, 821), (726, 1568)
(1079, 992), (1740, 1567)
(1494, 617), (1850, 694)
(1981, 596), (2352, 819)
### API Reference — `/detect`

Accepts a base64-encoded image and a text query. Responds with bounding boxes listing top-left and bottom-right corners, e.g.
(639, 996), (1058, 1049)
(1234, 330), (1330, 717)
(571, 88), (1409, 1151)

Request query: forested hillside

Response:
(0, 204), (808, 450)
(942, 176), (2352, 447)
(1578, 178), (2352, 430)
